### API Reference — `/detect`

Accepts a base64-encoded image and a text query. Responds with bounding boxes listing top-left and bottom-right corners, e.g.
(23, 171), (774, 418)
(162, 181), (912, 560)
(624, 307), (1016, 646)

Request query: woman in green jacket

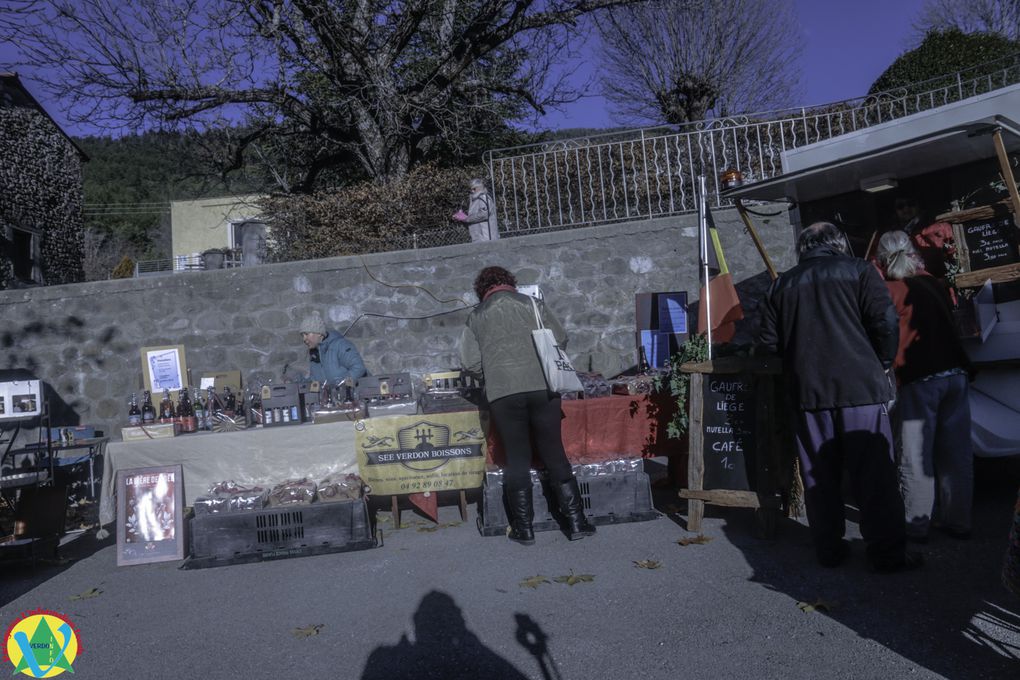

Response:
(461, 266), (595, 545)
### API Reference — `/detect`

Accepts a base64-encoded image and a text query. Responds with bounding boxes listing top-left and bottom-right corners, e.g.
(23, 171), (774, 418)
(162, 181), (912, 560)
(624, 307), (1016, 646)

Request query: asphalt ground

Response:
(1, 457), (1018, 680)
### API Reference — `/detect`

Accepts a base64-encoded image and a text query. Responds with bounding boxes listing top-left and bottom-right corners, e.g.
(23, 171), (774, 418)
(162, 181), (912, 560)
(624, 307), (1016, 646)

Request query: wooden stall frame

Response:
(389, 491), (468, 529)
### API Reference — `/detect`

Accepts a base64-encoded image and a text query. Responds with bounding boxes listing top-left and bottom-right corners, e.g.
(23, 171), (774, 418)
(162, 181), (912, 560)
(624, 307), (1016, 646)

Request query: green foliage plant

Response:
(869, 29), (1020, 95)
(110, 255), (135, 279)
(655, 333), (710, 440)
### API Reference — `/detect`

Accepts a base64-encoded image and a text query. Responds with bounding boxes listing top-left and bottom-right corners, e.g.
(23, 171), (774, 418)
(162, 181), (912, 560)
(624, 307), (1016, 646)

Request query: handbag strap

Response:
(529, 296), (544, 330)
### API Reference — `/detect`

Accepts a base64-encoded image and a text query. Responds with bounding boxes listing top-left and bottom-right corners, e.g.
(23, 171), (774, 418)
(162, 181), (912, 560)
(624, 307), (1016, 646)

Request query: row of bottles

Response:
(128, 385), (260, 432)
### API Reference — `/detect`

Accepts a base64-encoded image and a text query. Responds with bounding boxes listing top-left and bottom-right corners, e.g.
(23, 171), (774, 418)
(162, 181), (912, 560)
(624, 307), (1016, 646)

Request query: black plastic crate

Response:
(477, 467), (658, 537)
(183, 498), (376, 569)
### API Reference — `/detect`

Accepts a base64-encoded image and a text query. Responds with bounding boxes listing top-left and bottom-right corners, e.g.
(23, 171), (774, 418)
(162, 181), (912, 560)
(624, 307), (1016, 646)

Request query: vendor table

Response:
(99, 422), (358, 526)
(486, 393), (679, 466)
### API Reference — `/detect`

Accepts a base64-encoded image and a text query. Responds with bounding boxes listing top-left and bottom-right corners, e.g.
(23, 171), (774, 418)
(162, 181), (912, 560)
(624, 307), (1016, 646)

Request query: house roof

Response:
(0, 72), (89, 161)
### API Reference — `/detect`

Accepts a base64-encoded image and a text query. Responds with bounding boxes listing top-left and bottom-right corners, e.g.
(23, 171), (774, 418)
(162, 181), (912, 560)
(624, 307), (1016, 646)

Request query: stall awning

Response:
(723, 115), (1020, 204)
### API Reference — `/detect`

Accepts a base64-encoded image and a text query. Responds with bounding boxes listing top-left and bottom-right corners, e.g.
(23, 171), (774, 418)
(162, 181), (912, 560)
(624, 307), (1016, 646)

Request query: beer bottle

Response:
(178, 388), (196, 432)
(141, 390), (156, 424)
(205, 386), (217, 429)
(193, 387), (206, 431)
(223, 386), (237, 416)
(159, 389), (175, 423)
(128, 392), (142, 426)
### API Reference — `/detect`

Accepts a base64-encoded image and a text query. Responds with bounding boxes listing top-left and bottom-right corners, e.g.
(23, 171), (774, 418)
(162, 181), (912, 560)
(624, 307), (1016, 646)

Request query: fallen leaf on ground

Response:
(676, 534), (713, 546)
(519, 575), (551, 589)
(633, 560), (662, 569)
(376, 515), (391, 524)
(69, 587), (102, 601)
(416, 526), (439, 533)
(292, 624), (324, 639)
(553, 571), (595, 586)
(796, 598), (838, 613)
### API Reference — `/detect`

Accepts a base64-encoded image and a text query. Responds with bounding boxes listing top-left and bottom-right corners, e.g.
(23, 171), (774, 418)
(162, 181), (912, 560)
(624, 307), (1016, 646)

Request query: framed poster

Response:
(140, 345), (187, 394)
(116, 464), (186, 566)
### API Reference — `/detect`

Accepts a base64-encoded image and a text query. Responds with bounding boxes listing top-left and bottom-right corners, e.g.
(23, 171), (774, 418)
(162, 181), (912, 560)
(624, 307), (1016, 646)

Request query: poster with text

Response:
(355, 412), (487, 495)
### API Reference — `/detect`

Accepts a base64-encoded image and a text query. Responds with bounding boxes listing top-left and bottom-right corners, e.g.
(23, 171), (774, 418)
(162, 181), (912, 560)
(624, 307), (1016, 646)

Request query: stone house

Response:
(0, 72), (88, 288)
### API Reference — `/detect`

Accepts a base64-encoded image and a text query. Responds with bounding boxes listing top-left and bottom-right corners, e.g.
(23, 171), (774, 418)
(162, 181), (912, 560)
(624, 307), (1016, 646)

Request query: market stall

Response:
(98, 420), (359, 526)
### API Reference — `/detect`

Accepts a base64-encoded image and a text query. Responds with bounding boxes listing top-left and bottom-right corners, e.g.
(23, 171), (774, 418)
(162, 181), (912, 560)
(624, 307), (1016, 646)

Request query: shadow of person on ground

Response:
(514, 613), (565, 680)
(360, 590), (530, 680)
(720, 455), (1020, 679)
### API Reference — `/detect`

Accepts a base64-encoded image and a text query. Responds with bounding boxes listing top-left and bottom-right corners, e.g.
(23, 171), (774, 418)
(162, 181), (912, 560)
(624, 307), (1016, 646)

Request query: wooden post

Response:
(736, 199), (779, 281)
(992, 128), (1020, 232)
(391, 495), (401, 529)
(684, 372), (705, 531)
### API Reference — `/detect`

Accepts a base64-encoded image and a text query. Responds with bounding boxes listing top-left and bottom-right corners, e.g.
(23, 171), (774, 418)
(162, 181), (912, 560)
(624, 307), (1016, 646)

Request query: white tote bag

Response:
(530, 297), (583, 394)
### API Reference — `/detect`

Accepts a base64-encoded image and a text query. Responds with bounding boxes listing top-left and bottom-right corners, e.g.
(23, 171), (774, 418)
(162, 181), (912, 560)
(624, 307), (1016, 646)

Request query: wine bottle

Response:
(638, 345), (651, 374)
(128, 392), (142, 426)
(141, 390), (156, 424)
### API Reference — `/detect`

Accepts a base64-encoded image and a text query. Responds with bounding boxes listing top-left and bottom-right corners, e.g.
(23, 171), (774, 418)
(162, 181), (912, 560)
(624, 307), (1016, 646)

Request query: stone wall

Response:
(0, 104), (85, 288)
(0, 206), (795, 443)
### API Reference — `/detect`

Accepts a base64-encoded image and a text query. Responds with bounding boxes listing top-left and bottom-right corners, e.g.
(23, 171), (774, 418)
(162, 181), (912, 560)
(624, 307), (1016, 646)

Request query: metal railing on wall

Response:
(485, 53), (1020, 234)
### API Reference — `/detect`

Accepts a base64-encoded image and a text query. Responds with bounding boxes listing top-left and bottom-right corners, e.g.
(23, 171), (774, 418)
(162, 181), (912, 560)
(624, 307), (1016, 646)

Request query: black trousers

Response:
(489, 390), (573, 489)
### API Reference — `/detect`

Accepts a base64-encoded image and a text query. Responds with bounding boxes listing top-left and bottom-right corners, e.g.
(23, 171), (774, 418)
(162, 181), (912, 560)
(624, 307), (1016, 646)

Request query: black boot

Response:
(555, 477), (596, 540)
(505, 484), (535, 545)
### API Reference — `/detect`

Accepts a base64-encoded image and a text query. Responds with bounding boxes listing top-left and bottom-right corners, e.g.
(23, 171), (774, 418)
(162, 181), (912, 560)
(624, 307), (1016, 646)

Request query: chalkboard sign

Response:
(962, 216), (1020, 270)
(701, 374), (755, 491)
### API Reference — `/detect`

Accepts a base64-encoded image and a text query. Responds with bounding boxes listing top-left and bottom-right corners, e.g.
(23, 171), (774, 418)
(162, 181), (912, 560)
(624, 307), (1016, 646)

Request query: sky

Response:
(0, 0), (930, 137)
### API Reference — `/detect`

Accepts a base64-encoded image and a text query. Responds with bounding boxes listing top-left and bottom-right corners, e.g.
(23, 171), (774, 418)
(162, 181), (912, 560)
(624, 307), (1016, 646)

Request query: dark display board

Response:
(962, 216), (1020, 270)
(700, 374), (755, 491)
(635, 291), (689, 369)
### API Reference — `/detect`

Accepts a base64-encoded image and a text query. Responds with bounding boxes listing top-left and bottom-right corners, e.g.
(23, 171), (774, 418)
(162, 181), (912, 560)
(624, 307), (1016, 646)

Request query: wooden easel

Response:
(678, 356), (789, 538)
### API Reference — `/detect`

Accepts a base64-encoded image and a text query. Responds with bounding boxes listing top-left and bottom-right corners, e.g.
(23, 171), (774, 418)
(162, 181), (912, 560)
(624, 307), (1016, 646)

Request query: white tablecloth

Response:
(99, 422), (358, 526)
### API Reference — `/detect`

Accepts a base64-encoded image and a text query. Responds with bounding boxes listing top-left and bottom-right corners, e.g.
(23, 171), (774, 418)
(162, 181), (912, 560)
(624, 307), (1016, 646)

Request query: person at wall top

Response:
(299, 313), (367, 384)
(453, 178), (500, 242)
(460, 266), (594, 544)
(759, 221), (921, 573)
(875, 231), (973, 543)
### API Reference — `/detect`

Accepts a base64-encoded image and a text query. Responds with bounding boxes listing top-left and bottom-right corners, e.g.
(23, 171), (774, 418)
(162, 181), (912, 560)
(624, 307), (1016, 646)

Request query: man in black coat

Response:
(760, 221), (920, 572)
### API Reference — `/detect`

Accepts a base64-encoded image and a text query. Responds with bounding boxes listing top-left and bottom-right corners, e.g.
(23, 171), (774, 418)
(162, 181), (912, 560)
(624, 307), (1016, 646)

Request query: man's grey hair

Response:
(876, 230), (920, 280)
(469, 178), (486, 190)
(797, 221), (849, 257)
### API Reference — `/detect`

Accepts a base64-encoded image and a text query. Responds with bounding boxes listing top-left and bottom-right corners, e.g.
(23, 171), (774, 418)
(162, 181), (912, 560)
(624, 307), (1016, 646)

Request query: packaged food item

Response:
(268, 478), (317, 507)
(316, 473), (367, 502)
(193, 480), (268, 514)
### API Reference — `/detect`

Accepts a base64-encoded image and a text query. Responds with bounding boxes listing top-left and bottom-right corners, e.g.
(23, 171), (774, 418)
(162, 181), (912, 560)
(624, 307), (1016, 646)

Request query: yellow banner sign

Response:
(355, 411), (487, 495)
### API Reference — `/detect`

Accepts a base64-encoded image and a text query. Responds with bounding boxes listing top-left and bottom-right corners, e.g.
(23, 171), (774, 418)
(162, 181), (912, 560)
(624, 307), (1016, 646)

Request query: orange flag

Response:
(697, 206), (744, 343)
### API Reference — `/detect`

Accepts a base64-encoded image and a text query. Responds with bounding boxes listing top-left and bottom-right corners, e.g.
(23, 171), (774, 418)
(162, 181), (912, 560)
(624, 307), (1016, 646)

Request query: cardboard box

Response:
(198, 370), (242, 395)
(121, 423), (179, 442)
(49, 426), (96, 445)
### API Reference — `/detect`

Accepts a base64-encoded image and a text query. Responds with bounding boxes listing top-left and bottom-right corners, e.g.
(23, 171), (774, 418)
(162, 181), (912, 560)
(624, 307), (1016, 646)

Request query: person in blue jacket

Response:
(300, 313), (367, 383)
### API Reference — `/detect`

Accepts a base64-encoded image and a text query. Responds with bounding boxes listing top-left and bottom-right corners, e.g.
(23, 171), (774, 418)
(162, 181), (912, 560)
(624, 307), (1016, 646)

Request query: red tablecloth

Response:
(486, 394), (683, 466)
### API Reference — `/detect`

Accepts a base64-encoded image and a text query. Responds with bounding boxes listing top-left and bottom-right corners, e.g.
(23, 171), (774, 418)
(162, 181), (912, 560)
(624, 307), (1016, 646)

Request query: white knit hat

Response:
(299, 313), (326, 336)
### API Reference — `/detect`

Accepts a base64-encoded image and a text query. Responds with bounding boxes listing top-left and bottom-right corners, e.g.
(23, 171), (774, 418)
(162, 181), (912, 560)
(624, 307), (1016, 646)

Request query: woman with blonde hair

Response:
(876, 231), (972, 543)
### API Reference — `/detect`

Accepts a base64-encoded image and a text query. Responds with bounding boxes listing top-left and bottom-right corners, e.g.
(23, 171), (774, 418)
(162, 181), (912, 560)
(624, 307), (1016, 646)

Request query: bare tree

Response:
(916, 0), (1020, 41)
(5, 0), (640, 190)
(595, 0), (802, 126)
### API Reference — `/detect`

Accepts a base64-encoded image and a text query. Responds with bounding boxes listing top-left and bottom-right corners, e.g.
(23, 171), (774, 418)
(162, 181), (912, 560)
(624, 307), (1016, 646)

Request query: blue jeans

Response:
(892, 373), (973, 537)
